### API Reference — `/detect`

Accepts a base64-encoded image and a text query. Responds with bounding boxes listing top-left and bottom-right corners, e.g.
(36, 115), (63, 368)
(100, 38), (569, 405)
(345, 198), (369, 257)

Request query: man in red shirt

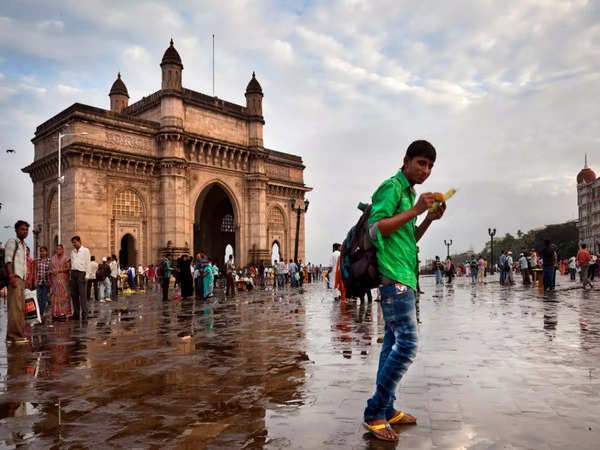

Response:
(576, 243), (593, 289)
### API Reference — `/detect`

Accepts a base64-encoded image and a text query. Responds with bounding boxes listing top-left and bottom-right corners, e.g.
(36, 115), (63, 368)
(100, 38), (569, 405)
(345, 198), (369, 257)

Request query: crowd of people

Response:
(0, 220), (330, 345)
(136, 252), (324, 302)
(428, 241), (598, 292)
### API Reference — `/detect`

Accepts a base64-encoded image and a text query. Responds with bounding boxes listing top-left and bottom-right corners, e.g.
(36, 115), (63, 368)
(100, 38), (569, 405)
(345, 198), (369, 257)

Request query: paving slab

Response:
(0, 274), (599, 448)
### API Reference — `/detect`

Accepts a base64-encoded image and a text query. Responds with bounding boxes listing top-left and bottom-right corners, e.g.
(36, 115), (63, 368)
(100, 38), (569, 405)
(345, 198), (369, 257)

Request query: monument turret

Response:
(160, 38), (183, 90)
(245, 72), (264, 148)
(109, 72), (129, 113)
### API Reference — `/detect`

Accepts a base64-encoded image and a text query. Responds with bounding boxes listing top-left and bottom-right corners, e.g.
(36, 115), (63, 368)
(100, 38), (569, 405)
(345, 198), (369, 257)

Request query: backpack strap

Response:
(8, 238), (19, 268)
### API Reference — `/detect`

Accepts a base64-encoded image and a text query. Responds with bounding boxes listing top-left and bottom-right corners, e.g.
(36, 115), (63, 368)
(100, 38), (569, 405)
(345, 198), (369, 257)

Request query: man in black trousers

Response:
(70, 235), (91, 321)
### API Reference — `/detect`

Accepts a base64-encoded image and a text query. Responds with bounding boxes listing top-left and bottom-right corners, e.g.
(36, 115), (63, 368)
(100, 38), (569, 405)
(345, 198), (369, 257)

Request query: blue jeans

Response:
(364, 285), (418, 421)
(37, 283), (49, 316)
(542, 266), (554, 290)
(277, 274), (284, 288)
(499, 270), (506, 284)
(98, 278), (111, 299)
(471, 267), (478, 282)
(434, 270), (442, 285)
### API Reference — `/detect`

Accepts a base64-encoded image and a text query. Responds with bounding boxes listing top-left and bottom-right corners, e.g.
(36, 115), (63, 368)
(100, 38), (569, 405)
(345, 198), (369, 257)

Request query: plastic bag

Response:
(24, 289), (41, 324)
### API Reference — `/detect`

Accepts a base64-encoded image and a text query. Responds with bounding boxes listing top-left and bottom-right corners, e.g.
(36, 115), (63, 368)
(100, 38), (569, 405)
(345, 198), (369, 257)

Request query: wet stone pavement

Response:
(1, 275), (599, 449)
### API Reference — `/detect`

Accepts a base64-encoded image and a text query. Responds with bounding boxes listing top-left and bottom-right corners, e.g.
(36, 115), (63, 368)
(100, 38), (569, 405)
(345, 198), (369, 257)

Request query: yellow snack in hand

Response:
(429, 188), (456, 213)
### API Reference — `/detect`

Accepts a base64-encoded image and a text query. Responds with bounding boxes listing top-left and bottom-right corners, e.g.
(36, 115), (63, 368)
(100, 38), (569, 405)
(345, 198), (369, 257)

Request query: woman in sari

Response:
(50, 244), (72, 321)
(203, 260), (215, 299)
(25, 247), (35, 289)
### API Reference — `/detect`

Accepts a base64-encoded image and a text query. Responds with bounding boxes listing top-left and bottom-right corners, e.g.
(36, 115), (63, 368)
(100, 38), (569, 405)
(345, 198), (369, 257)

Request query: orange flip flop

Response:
(388, 411), (417, 424)
(361, 422), (398, 441)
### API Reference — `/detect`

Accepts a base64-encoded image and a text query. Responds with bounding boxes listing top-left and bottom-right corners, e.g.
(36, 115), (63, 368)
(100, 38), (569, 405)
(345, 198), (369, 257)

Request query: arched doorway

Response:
(194, 183), (236, 268)
(271, 241), (280, 265)
(119, 234), (136, 268)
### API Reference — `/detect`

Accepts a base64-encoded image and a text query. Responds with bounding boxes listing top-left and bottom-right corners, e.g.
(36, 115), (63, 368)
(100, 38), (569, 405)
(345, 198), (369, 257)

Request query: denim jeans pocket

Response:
(381, 289), (414, 325)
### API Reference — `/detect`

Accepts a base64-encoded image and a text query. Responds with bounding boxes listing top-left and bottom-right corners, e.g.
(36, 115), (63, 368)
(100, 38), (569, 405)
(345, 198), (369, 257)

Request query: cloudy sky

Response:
(1, 0), (598, 264)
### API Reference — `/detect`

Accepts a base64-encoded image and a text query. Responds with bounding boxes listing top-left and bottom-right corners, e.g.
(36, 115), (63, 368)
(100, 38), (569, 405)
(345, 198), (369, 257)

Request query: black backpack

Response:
(156, 260), (165, 278)
(339, 186), (404, 298)
(0, 240), (19, 290)
(96, 263), (109, 282)
(339, 202), (380, 299)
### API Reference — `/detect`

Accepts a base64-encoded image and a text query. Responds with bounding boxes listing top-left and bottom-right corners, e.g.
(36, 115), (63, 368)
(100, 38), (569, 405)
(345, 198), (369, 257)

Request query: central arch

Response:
(120, 233), (136, 268)
(194, 183), (237, 265)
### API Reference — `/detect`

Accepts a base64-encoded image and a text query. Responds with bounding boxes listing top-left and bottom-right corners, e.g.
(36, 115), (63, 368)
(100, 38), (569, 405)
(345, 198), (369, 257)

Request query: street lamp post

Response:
(290, 198), (309, 263)
(488, 228), (497, 274)
(444, 239), (453, 259)
(57, 131), (87, 245)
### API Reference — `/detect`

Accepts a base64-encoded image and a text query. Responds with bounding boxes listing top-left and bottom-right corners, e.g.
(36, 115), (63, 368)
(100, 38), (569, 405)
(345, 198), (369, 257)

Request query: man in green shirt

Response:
(362, 140), (446, 441)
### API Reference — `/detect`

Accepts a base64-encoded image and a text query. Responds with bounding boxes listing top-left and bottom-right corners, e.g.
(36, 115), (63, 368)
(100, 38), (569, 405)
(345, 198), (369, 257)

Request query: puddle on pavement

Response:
(0, 279), (599, 448)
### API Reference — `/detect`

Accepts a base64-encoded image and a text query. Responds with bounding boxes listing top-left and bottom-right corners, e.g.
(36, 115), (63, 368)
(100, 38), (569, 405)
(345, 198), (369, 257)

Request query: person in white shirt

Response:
(70, 235), (91, 321)
(87, 256), (99, 301)
(568, 256), (577, 281)
(109, 255), (119, 299)
(506, 251), (514, 284)
(5, 220), (30, 343)
(329, 243), (341, 290)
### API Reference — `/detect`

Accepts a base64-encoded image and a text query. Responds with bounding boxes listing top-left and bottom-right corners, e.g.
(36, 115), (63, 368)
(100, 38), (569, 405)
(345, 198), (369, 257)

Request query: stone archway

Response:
(268, 206), (287, 264)
(120, 233), (137, 268)
(194, 183), (237, 266)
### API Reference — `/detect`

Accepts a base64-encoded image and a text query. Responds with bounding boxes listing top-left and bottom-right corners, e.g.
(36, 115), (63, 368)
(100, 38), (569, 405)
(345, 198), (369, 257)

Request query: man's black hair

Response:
(405, 140), (436, 162)
(544, 239), (551, 246)
(91, 255), (96, 261)
(40, 246), (48, 252)
(71, 235), (81, 243)
(582, 243), (587, 249)
(14, 220), (30, 230)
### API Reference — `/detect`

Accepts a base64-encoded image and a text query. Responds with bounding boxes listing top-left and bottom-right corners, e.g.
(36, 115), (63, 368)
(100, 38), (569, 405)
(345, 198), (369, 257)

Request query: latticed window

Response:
(49, 192), (57, 220)
(269, 207), (284, 225)
(113, 190), (143, 217)
(221, 214), (234, 232)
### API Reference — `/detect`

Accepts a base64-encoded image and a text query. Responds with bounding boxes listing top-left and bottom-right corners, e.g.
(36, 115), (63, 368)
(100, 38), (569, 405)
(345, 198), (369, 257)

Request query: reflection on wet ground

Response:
(0, 275), (599, 448)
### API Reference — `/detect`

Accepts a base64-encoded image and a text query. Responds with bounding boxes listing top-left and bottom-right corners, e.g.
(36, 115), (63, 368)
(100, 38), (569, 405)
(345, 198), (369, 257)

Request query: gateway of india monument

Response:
(23, 40), (311, 267)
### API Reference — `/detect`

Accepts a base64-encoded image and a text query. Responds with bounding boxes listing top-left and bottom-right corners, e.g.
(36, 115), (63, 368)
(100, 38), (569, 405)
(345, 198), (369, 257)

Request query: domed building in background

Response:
(23, 40), (311, 267)
(577, 155), (600, 253)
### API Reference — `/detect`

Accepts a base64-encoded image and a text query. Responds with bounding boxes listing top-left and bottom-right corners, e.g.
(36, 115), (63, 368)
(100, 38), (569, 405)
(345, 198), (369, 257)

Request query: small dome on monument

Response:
(245, 72), (263, 95)
(161, 38), (183, 67)
(109, 72), (129, 98)
(577, 155), (597, 184)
